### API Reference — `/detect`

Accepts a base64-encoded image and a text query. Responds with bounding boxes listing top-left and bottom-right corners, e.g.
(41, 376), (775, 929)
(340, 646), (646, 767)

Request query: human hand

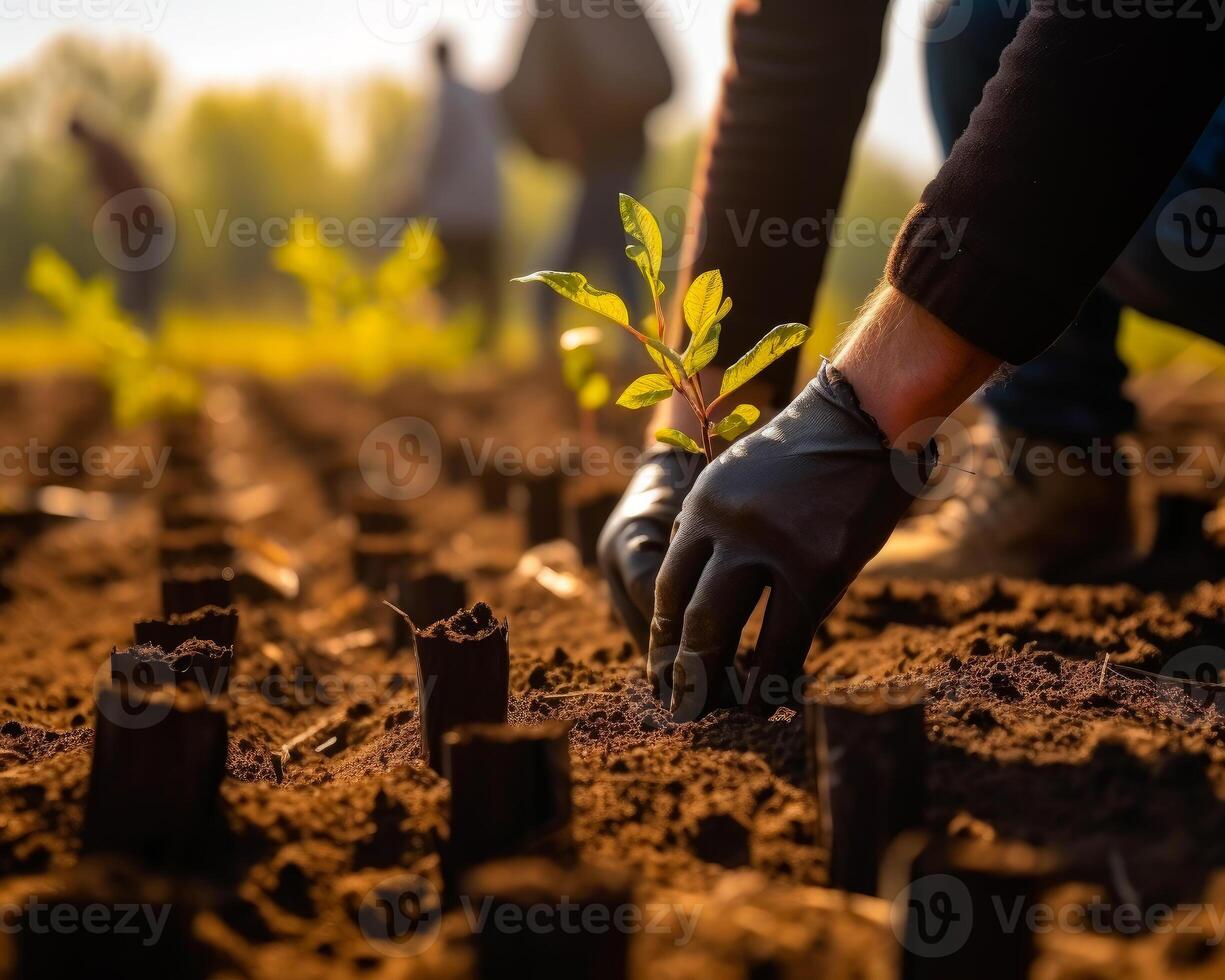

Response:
(649, 362), (933, 719)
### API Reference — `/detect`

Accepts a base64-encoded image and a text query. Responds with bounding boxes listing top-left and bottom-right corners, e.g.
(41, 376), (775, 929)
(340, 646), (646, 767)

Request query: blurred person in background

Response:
(68, 114), (166, 331)
(415, 39), (504, 346)
(501, 0), (673, 336)
(596, 0), (1225, 717)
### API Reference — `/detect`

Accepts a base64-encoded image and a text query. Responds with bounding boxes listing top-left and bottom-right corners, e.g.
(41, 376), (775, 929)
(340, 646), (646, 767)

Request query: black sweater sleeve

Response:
(889, 0), (1225, 364)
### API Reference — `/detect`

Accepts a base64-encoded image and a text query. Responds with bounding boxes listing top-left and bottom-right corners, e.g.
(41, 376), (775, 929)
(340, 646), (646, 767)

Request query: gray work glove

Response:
(649, 362), (934, 720)
(598, 448), (703, 651)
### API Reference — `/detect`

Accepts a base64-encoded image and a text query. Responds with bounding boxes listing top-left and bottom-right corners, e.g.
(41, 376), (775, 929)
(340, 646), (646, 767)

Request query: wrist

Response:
(831, 283), (999, 449)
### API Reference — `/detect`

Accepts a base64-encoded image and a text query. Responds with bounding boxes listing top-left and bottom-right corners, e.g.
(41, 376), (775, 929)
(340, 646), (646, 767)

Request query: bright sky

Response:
(1, 0), (944, 176)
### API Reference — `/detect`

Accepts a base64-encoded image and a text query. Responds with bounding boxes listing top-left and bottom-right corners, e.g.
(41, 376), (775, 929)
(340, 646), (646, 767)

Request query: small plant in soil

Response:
(515, 195), (813, 460)
(559, 325), (611, 447)
(388, 602), (510, 773)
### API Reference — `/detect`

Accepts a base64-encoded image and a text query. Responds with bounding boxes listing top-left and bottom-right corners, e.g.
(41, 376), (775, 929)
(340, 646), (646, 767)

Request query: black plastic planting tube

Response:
(462, 857), (631, 980)
(810, 684), (927, 896)
(442, 720), (574, 906)
(83, 685), (228, 870)
(389, 571), (468, 654)
(399, 603), (510, 772)
(882, 831), (1058, 980)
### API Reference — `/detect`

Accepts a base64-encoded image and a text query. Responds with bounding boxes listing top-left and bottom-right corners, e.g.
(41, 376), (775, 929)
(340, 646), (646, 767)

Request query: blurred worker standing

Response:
(417, 39), (504, 345)
(68, 115), (167, 332)
(501, 0), (673, 335)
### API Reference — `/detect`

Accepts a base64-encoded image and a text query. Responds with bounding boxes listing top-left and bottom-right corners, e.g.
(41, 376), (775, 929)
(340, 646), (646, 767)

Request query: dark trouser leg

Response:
(926, 0), (1135, 443)
(684, 0), (892, 406)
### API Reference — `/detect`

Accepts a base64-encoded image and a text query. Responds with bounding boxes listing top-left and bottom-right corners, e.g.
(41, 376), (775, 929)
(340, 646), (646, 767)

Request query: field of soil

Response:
(1, 370), (1225, 978)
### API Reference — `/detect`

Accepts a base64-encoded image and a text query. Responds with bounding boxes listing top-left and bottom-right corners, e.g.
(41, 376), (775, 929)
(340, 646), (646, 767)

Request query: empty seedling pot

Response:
(478, 466), (513, 511)
(389, 571), (469, 653)
(566, 488), (622, 567)
(881, 831), (1059, 980)
(158, 525), (236, 572)
(461, 857), (632, 980)
(83, 684), (228, 870)
(442, 720), (574, 904)
(10, 857), (205, 980)
(134, 604), (239, 653)
(161, 566), (235, 618)
(111, 638), (235, 695)
(352, 533), (421, 592)
(809, 683), (927, 896)
(401, 603), (509, 772)
(511, 470), (566, 546)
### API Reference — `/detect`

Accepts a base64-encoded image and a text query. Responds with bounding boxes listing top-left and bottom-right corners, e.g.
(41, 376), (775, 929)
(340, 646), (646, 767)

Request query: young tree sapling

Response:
(515, 195), (812, 461)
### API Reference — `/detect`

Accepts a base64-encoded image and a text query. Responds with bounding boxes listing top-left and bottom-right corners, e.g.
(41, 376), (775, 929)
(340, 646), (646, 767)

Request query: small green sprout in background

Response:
(514, 194), (812, 460)
(559, 325), (611, 446)
(25, 246), (200, 429)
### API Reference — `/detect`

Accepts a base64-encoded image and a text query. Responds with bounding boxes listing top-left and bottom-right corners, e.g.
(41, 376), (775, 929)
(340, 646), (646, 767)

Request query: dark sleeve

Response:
(681, 0), (891, 404)
(888, 0), (1225, 365)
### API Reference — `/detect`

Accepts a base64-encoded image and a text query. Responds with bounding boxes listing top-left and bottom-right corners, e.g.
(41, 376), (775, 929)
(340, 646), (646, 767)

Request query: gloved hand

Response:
(649, 362), (934, 720)
(598, 447), (704, 651)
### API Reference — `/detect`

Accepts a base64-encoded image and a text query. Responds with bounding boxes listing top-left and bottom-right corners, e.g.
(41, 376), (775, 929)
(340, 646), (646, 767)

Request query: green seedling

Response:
(559, 325), (611, 445)
(514, 195), (811, 460)
(25, 246), (200, 428)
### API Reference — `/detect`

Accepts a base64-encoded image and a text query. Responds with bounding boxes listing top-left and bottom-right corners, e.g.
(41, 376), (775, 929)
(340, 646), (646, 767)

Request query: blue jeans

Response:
(927, 0), (1225, 444)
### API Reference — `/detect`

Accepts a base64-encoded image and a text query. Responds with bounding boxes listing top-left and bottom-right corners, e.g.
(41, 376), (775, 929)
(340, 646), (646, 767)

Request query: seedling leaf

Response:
(713, 404), (761, 440)
(719, 323), (812, 398)
(616, 374), (674, 409)
(511, 271), (629, 326)
(644, 335), (686, 380)
(682, 321), (721, 377)
(578, 373), (611, 411)
(655, 428), (702, 454)
(619, 194), (663, 289)
(683, 270), (724, 336)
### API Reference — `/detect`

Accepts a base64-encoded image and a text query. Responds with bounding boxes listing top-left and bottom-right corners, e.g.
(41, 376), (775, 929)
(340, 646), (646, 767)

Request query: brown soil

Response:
(1, 373), (1224, 977)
